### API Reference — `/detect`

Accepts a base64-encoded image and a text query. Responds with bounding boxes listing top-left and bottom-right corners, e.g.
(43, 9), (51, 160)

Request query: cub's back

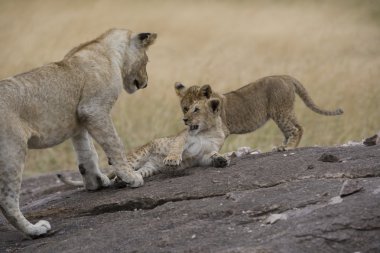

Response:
(222, 75), (296, 134)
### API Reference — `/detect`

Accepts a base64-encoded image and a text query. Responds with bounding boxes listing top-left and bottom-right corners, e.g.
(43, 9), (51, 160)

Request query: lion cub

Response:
(171, 75), (343, 153)
(58, 98), (228, 186)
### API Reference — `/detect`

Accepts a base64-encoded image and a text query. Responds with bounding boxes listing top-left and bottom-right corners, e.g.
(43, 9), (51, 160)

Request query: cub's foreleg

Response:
(163, 130), (187, 166)
(71, 129), (110, 190)
(77, 104), (143, 188)
(58, 140), (159, 186)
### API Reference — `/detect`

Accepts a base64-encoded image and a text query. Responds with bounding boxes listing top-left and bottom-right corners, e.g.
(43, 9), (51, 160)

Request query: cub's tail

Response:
(57, 172), (118, 187)
(56, 174), (84, 187)
(292, 79), (344, 116)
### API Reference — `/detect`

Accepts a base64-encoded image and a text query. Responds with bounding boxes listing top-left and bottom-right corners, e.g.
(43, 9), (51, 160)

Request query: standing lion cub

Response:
(0, 29), (156, 238)
(164, 75), (343, 165)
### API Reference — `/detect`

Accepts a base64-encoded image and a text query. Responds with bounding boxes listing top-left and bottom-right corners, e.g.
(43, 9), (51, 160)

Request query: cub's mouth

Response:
(189, 125), (199, 131)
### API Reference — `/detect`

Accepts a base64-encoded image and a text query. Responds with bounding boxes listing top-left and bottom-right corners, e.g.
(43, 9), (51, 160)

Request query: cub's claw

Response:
(164, 154), (182, 166)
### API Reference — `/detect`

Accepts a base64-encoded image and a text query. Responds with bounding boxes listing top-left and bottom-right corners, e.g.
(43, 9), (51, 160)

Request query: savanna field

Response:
(0, 0), (379, 176)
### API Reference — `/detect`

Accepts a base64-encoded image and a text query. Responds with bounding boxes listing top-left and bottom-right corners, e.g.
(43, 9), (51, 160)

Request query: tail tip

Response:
(337, 108), (344, 114)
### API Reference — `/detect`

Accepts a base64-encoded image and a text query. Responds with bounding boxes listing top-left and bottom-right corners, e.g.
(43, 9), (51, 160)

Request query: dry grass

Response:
(0, 0), (379, 176)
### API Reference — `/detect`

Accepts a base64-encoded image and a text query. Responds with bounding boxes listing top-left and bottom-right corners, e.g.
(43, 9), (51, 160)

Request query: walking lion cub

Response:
(164, 75), (343, 165)
(0, 29), (156, 238)
(58, 97), (228, 186)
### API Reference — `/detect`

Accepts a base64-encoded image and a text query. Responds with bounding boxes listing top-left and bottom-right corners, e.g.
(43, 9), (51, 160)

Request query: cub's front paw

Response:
(212, 155), (229, 168)
(164, 154), (182, 166)
(117, 170), (144, 188)
(273, 145), (287, 152)
(97, 173), (111, 187)
(84, 173), (111, 191)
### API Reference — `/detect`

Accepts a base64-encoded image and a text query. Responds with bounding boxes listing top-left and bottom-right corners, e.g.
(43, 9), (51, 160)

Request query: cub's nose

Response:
(183, 118), (189, 124)
(133, 80), (148, 89)
(133, 79), (141, 89)
(140, 81), (148, 89)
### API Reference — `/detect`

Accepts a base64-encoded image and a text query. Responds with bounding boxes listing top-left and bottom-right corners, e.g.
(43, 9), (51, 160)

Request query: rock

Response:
(340, 140), (363, 147)
(265, 213), (288, 224)
(339, 180), (363, 197)
(318, 153), (340, 163)
(363, 133), (379, 146)
(1, 145), (380, 253)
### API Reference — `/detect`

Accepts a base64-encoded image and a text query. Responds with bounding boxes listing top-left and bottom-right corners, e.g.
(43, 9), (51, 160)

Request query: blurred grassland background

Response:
(0, 0), (379, 176)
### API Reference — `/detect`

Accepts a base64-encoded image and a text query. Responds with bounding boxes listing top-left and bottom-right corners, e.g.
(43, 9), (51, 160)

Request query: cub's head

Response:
(174, 82), (213, 115)
(182, 98), (222, 136)
(123, 32), (157, 94)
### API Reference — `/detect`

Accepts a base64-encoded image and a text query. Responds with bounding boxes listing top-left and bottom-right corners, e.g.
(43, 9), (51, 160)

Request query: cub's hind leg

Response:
(273, 113), (303, 151)
(288, 116), (303, 148)
(134, 141), (168, 177)
(0, 133), (51, 238)
(137, 161), (161, 178)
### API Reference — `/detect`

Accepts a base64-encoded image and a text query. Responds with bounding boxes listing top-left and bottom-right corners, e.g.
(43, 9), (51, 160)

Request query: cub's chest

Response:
(183, 135), (222, 159)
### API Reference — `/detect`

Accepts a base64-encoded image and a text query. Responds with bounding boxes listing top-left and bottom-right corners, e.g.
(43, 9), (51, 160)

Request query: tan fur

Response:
(173, 75), (343, 152)
(58, 98), (228, 186)
(0, 29), (157, 238)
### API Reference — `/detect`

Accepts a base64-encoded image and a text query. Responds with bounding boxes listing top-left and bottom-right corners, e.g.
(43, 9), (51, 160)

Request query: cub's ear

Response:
(175, 82), (187, 97)
(199, 84), (212, 99)
(208, 98), (221, 113)
(135, 33), (157, 48)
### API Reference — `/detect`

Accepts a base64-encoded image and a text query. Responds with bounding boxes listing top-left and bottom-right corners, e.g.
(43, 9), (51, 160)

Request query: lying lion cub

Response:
(58, 98), (228, 186)
(164, 75), (343, 165)
(0, 29), (156, 238)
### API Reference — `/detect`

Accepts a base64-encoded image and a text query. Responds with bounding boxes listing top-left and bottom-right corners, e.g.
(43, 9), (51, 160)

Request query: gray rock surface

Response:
(1, 145), (380, 253)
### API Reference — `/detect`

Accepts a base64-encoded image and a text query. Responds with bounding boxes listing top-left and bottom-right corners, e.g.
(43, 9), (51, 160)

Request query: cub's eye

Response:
(194, 107), (200, 113)
(183, 107), (189, 113)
